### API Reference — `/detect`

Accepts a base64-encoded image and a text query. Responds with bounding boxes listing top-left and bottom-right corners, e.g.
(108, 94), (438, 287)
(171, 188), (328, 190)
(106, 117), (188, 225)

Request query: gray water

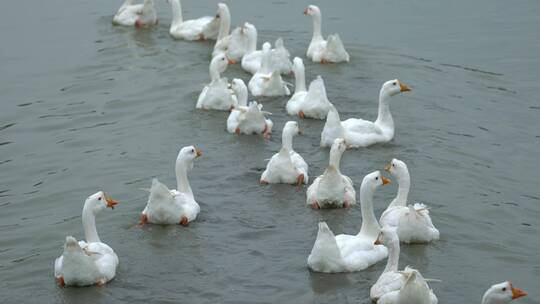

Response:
(1, 0), (539, 303)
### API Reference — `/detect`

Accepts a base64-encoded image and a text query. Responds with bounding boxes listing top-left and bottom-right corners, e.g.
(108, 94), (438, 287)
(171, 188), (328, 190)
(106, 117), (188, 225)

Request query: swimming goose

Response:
(113, 0), (157, 27)
(377, 267), (438, 304)
(307, 171), (390, 273)
(306, 138), (355, 209)
(54, 192), (119, 287)
(379, 159), (440, 244)
(212, 4), (251, 61)
(167, 0), (219, 40)
(196, 53), (237, 111)
(260, 121), (308, 186)
(320, 79), (411, 148)
(482, 282), (527, 304)
(289, 73), (332, 120)
(304, 5), (349, 63)
(370, 228), (438, 302)
(140, 146), (202, 226)
(226, 78), (273, 137)
(241, 23), (293, 75)
(248, 42), (290, 97)
(285, 57), (308, 116)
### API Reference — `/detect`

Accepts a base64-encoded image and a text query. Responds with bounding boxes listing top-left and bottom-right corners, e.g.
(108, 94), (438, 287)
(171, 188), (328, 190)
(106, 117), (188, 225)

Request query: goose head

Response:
(384, 158), (408, 178)
(304, 5), (321, 17)
(84, 191), (118, 213)
(330, 138), (347, 156)
(176, 145), (202, 171)
(64, 236), (81, 251)
(362, 170), (391, 193)
(216, 3), (229, 18)
(293, 57), (304, 71)
(381, 79), (411, 97)
(210, 53), (234, 78)
(283, 121), (302, 137)
(374, 226), (398, 246)
(482, 281), (527, 304)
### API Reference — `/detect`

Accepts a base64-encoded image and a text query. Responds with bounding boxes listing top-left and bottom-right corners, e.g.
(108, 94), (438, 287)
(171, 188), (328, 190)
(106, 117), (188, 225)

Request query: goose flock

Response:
(53, 1), (530, 303)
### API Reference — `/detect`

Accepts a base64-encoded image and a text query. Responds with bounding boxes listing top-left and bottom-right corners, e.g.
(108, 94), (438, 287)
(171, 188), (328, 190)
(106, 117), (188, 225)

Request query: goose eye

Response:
(502, 287), (506, 291)
(98, 197), (102, 201)
(392, 82), (397, 86)
(191, 149), (195, 153)
(375, 177), (379, 180)
(392, 163), (395, 167)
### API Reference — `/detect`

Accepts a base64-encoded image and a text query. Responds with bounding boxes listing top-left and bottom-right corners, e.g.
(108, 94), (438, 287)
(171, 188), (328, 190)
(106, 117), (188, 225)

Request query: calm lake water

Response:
(1, 0), (539, 303)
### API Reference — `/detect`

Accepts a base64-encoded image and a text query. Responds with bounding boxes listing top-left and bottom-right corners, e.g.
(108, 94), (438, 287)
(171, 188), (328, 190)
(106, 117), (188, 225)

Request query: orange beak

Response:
(303, 8), (308, 15)
(399, 80), (411, 92)
(381, 176), (391, 185)
(374, 234), (382, 245)
(510, 282), (528, 300)
(228, 58), (236, 65)
(195, 147), (202, 157)
(384, 163), (391, 172)
(105, 196), (118, 209)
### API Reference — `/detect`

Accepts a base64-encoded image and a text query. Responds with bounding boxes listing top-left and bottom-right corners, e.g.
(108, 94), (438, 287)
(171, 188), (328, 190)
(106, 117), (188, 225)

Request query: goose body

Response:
(377, 267), (438, 304)
(167, 0), (219, 40)
(248, 42), (291, 97)
(306, 138), (355, 209)
(113, 0), (157, 27)
(379, 159), (440, 243)
(140, 146), (202, 226)
(241, 25), (293, 75)
(196, 53), (237, 111)
(260, 121), (308, 185)
(54, 192), (119, 287)
(307, 171), (390, 273)
(304, 5), (349, 63)
(320, 79), (411, 148)
(212, 5), (251, 61)
(227, 79), (273, 137)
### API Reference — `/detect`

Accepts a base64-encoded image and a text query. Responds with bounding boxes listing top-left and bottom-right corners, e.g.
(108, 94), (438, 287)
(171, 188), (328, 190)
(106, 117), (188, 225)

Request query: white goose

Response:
(54, 192), (119, 287)
(212, 4), (251, 61)
(196, 53), (237, 111)
(260, 121), (308, 186)
(287, 71), (332, 120)
(482, 282), (527, 304)
(285, 57), (308, 116)
(377, 267), (438, 304)
(370, 227), (438, 302)
(306, 138), (355, 209)
(140, 146), (202, 226)
(248, 42), (291, 97)
(113, 0), (157, 27)
(304, 5), (349, 63)
(379, 159), (440, 243)
(226, 78), (273, 137)
(167, 0), (219, 40)
(241, 23), (293, 75)
(307, 171), (390, 273)
(320, 79), (411, 148)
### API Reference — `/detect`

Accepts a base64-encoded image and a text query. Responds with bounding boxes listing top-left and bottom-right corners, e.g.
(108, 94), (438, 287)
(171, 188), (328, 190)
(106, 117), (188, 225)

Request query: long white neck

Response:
(328, 147), (342, 172)
(175, 160), (193, 199)
(311, 12), (323, 42)
(217, 6), (231, 40)
(383, 239), (400, 273)
(235, 85), (248, 107)
(293, 62), (306, 93)
(246, 28), (257, 53)
(358, 185), (381, 240)
(325, 107), (346, 138)
(82, 204), (100, 243)
(281, 129), (295, 151)
(374, 90), (394, 132)
(170, 0), (183, 26)
(391, 170), (410, 208)
(209, 60), (222, 82)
